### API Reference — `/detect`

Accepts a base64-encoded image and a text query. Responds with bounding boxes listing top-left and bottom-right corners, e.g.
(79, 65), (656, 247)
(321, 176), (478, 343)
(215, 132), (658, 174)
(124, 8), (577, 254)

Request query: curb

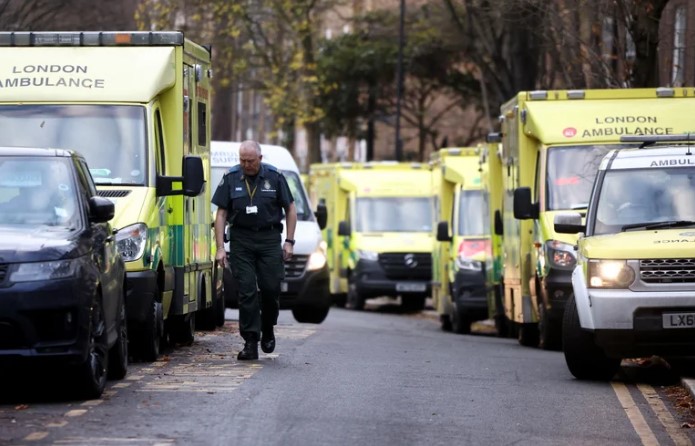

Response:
(682, 378), (695, 400)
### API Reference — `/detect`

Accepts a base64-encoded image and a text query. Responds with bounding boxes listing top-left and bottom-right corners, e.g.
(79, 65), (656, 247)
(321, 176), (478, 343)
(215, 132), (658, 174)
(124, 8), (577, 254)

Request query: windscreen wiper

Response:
(621, 220), (695, 231)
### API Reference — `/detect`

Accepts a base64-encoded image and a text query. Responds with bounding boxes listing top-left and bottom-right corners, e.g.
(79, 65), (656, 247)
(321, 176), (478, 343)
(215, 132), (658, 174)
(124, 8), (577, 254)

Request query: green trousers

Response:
(229, 228), (283, 340)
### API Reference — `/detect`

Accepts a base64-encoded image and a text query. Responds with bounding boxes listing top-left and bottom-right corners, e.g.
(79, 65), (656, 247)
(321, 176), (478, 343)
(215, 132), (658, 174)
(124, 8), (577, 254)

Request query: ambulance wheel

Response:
(563, 294), (620, 381)
(451, 300), (471, 335)
(401, 295), (425, 313)
(440, 314), (452, 332)
(538, 300), (562, 351)
(292, 305), (330, 324)
(518, 322), (539, 347)
(131, 291), (163, 362)
(347, 278), (364, 311)
(168, 312), (195, 346)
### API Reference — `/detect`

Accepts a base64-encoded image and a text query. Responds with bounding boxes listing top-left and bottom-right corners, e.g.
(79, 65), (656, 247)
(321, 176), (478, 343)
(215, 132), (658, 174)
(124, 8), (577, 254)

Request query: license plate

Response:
(281, 281), (288, 293)
(662, 312), (695, 329)
(396, 283), (426, 292)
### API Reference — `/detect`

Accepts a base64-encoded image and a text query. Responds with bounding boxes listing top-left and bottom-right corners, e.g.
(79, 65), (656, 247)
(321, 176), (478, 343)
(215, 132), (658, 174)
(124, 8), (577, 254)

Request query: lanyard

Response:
(244, 178), (257, 205)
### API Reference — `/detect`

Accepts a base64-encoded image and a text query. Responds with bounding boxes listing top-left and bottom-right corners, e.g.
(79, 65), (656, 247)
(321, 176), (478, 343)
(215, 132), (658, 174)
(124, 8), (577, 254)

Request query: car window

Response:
(0, 157), (80, 228)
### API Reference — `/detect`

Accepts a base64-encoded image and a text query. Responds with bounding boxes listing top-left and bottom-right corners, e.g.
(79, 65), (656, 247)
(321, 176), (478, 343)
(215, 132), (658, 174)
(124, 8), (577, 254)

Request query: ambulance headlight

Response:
(587, 259), (635, 288)
(116, 223), (148, 261)
(357, 250), (379, 261)
(455, 254), (483, 271)
(307, 247), (327, 271)
(546, 240), (576, 270)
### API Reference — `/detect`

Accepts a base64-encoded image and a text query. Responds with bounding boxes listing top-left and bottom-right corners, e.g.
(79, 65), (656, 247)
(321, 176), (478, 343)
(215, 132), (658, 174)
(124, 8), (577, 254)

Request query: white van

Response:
(211, 141), (330, 324)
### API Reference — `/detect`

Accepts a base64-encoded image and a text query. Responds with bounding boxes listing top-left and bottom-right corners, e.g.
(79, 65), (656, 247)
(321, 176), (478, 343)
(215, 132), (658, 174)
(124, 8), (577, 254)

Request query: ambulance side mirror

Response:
(554, 212), (584, 234)
(513, 187), (539, 220)
(436, 221), (452, 242)
(182, 156), (205, 197)
(338, 220), (351, 236)
(156, 155), (205, 197)
(315, 202), (328, 230)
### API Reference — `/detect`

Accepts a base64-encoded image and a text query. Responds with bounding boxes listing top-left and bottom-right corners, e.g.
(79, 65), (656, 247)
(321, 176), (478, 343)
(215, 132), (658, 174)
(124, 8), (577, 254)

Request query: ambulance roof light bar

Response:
(0, 31), (184, 47)
(621, 133), (695, 153)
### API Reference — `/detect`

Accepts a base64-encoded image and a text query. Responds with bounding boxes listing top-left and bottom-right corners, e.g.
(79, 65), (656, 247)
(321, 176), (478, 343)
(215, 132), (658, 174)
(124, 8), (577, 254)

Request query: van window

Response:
(282, 171), (312, 221)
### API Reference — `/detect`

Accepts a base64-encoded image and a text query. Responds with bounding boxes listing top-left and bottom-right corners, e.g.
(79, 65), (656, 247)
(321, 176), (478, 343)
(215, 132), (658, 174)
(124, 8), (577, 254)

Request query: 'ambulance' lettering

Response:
(649, 159), (695, 167)
(0, 76), (105, 89)
(581, 127), (674, 137)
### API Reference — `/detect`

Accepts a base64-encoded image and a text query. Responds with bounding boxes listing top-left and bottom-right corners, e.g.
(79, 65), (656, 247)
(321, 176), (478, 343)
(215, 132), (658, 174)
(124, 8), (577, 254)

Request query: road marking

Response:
(612, 382), (659, 446)
(46, 421), (68, 428)
(24, 432), (49, 441)
(64, 409), (88, 417)
(81, 399), (103, 407)
(53, 437), (175, 444)
(638, 384), (692, 446)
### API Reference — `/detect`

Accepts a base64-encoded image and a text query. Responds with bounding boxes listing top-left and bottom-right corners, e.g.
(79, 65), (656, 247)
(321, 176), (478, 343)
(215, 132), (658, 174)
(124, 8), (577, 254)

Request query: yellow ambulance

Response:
(501, 88), (695, 350)
(431, 147), (491, 334)
(0, 31), (222, 361)
(555, 134), (695, 380)
(478, 136), (506, 335)
(309, 162), (433, 312)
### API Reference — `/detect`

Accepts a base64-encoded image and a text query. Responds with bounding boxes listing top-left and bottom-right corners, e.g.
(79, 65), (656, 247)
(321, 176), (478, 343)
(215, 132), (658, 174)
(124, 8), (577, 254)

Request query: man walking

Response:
(212, 140), (297, 360)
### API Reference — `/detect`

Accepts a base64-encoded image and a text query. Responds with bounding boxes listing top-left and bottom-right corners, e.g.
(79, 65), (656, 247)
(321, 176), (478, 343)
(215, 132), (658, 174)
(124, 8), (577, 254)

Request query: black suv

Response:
(0, 147), (127, 399)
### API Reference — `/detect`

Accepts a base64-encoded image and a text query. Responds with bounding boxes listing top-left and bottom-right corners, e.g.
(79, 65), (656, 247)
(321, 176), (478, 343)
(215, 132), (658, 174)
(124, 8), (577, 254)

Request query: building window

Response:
(672, 6), (687, 87)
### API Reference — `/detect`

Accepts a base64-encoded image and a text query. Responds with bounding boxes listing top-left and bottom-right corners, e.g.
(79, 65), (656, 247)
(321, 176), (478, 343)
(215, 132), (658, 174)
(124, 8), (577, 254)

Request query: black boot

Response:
(261, 326), (275, 354)
(237, 334), (259, 360)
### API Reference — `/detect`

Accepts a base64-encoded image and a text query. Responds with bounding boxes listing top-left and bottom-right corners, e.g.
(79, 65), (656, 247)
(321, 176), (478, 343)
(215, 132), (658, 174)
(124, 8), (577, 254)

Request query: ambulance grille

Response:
(379, 253), (432, 280)
(284, 255), (309, 278)
(97, 190), (131, 198)
(640, 259), (695, 283)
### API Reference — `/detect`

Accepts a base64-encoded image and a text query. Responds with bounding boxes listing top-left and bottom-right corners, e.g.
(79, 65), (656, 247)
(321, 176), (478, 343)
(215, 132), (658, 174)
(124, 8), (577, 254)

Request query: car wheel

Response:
(346, 278), (364, 311)
(538, 299), (562, 351)
(75, 297), (109, 399)
(451, 297), (471, 335)
(107, 293), (128, 380)
(562, 294), (621, 380)
(292, 305), (330, 324)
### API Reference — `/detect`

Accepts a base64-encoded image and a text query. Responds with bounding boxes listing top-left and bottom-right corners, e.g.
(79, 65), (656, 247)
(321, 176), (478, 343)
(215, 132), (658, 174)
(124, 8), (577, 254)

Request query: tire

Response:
(292, 305), (330, 324)
(197, 277), (219, 331)
(131, 289), (163, 363)
(562, 294), (621, 381)
(518, 322), (539, 347)
(538, 299), (562, 351)
(346, 278), (364, 311)
(451, 299), (471, 335)
(107, 295), (128, 380)
(75, 297), (109, 399)
(401, 295), (426, 313)
(168, 312), (195, 346)
(332, 294), (347, 308)
(440, 314), (452, 332)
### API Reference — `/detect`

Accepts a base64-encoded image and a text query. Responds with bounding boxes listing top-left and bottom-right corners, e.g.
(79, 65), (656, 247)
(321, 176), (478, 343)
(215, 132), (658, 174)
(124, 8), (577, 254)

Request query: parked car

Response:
(0, 147), (127, 399)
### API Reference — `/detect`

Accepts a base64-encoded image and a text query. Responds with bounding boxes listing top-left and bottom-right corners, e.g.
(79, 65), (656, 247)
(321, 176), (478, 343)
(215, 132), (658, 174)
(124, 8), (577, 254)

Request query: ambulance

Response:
(478, 137), (506, 335)
(502, 88), (695, 350)
(210, 141), (331, 324)
(431, 147), (491, 334)
(309, 162), (433, 312)
(555, 134), (695, 380)
(0, 31), (223, 361)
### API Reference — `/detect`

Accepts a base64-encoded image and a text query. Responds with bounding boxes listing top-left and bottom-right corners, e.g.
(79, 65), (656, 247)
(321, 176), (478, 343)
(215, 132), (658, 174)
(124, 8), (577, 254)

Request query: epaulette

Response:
(261, 162), (279, 173)
(225, 165), (242, 176)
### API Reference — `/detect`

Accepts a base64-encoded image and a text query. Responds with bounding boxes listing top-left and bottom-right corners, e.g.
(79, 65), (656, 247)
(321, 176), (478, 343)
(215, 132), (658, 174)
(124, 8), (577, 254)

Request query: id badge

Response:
(246, 205), (258, 214)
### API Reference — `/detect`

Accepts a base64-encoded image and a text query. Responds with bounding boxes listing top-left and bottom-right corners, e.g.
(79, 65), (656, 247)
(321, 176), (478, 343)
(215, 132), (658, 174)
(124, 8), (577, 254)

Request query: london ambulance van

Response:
(432, 147), (492, 334)
(0, 31), (223, 361)
(501, 87), (695, 350)
(309, 162), (434, 312)
(211, 141), (331, 324)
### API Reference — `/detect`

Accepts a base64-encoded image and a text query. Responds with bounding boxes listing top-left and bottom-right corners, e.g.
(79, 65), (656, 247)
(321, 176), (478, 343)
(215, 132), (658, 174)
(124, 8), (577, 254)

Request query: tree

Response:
(0, 0), (137, 31)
